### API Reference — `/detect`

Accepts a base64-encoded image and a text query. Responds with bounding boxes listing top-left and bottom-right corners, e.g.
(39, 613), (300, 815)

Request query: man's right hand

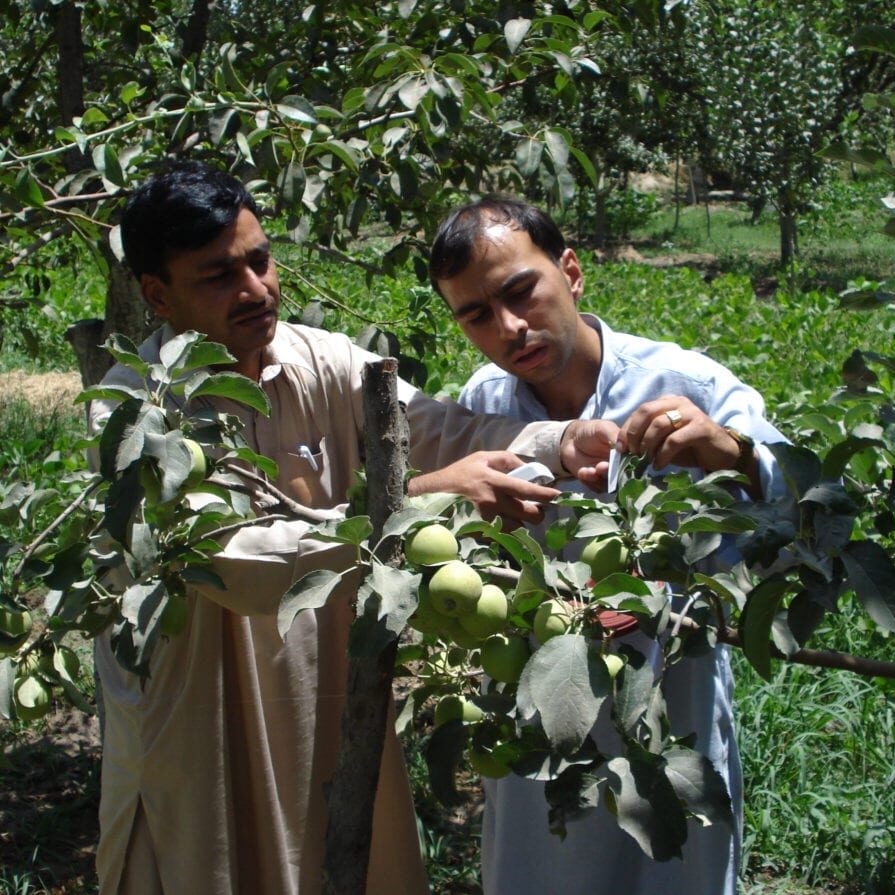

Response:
(407, 450), (560, 526)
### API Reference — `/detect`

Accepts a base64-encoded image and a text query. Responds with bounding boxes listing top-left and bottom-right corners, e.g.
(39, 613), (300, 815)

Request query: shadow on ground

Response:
(0, 709), (100, 893)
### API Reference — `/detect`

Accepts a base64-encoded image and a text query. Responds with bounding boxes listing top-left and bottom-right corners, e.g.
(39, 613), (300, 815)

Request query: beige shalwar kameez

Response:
(90, 322), (570, 895)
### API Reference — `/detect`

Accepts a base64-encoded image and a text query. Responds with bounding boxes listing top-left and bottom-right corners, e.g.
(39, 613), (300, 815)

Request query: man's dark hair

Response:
(121, 160), (260, 280)
(429, 195), (566, 297)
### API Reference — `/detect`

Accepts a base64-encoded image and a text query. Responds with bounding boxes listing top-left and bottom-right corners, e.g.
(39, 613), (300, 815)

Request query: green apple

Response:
(604, 654), (625, 679)
(14, 674), (52, 722)
(405, 523), (460, 566)
(408, 585), (444, 635)
(0, 608), (32, 657)
(581, 535), (630, 580)
(182, 438), (208, 490)
(460, 584), (509, 640)
(638, 530), (685, 583)
(468, 747), (511, 779)
(428, 560), (482, 618)
(481, 633), (530, 683)
(434, 694), (484, 727)
(139, 463), (163, 505)
(533, 598), (572, 643)
(438, 617), (483, 650)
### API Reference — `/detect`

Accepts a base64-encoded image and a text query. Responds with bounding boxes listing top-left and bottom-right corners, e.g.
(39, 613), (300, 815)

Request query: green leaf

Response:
(840, 541), (895, 632)
(398, 77), (428, 111)
(739, 577), (790, 680)
(768, 443), (822, 499)
(367, 564), (420, 631)
(14, 169), (44, 207)
(664, 746), (733, 829)
(186, 372), (271, 416)
(606, 749), (688, 861)
(311, 515), (373, 546)
(209, 108), (238, 146)
(226, 446), (278, 480)
(544, 129), (570, 168)
(853, 25), (895, 56)
(307, 138), (360, 172)
(383, 506), (441, 540)
(517, 634), (608, 754)
(575, 513), (620, 539)
(99, 398), (166, 479)
(570, 147), (598, 187)
(278, 569), (343, 638)
(677, 509), (756, 535)
(505, 17), (531, 54)
(822, 434), (885, 479)
(91, 143), (125, 188)
(516, 137), (543, 177)
(103, 333), (150, 375)
(75, 384), (149, 405)
(277, 95), (317, 124)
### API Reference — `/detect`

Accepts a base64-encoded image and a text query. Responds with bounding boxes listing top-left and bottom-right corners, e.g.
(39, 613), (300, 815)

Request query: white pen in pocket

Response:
(297, 444), (319, 471)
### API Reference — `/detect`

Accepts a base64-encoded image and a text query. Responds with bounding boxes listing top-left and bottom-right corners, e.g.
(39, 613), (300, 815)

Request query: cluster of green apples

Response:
(1, 607), (86, 722)
(404, 523), (637, 777)
(405, 523), (532, 684)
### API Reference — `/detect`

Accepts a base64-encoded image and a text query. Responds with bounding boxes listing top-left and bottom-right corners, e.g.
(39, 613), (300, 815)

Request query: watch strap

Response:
(723, 426), (755, 473)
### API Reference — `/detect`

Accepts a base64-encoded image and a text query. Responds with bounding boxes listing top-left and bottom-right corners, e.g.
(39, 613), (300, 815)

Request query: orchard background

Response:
(1, 1), (895, 893)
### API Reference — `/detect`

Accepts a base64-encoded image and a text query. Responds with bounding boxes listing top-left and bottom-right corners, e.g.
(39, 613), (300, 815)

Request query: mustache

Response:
(228, 298), (276, 321)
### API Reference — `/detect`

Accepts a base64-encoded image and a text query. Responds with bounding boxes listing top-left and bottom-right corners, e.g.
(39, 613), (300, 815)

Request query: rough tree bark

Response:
(322, 358), (409, 895)
(66, 240), (158, 388)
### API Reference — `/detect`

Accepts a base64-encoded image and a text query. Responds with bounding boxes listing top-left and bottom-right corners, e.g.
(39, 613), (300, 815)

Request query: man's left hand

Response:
(560, 419), (619, 489)
(617, 395), (760, 496)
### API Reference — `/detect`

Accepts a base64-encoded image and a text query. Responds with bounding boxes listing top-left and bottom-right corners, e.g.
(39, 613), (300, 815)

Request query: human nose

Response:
(238, 266), (269, 300)
(494, 304), (527, 341)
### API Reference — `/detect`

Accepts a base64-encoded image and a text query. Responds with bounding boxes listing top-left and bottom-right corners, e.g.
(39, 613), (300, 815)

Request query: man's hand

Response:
(617, 395), (760, 496)
(560, 419), (620, 489)
(408, 451), (560, 525)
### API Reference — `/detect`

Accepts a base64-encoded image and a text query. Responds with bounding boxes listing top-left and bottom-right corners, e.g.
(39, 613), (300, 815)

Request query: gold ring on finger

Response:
(665, 409), (683, 430)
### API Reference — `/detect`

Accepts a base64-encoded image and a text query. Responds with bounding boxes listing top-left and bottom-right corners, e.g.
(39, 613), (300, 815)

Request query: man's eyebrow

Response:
(452, 268), (535, 318)
(195, 241), (271, 272)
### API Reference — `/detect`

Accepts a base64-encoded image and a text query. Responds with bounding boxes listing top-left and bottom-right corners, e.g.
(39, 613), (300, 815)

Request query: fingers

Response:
(618, 396), (712, 469)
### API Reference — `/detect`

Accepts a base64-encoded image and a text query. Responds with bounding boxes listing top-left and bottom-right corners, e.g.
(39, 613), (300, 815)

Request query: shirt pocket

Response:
(278, 441), (328, 507)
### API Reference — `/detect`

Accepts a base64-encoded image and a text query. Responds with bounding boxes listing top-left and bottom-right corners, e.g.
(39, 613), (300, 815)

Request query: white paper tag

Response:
(606, 448), (621, 494)
(507, 461), (556, 486)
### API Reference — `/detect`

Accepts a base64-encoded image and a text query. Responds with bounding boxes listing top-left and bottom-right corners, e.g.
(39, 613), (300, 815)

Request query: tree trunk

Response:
(66, 240), (158, 388)
(55, 0), (85, 174)
(322, 358), (409, 895)
(178, 0), (212, 61)
(779, 205), (798, 268)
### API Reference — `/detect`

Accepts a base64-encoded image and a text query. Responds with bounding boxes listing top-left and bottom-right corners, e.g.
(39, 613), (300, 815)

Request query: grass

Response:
(734, 602), (895, 891)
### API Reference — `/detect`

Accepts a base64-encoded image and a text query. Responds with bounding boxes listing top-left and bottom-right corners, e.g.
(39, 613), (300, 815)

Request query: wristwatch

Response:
(723, 427), (755, 473)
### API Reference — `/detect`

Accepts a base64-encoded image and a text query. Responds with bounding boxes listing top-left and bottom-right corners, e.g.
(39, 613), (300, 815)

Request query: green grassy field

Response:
(2, 181), (894, 894)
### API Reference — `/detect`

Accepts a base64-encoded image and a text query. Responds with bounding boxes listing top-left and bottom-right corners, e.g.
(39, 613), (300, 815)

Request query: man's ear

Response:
(140, 274), (172, 319)
(560, 248), (584, 302)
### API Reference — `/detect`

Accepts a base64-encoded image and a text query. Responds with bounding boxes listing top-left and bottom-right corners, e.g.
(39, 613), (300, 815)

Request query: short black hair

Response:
(120, 160), (259, 280)
(429, 195), (566, 297)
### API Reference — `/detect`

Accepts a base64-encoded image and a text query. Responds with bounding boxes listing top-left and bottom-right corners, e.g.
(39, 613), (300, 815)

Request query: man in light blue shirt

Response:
(429, 195), (788, 895)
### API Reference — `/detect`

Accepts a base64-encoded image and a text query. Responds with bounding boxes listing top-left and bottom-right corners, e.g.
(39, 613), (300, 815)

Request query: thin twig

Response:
(12, 478), (102, 581)
(217, 462), (334, 523)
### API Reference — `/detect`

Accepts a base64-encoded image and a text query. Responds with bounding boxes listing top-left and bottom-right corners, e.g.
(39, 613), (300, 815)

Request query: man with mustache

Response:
(430, 194), (788, 895)
(89, 163), (617, 894)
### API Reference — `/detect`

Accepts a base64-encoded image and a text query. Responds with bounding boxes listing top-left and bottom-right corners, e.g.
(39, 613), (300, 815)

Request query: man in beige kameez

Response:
(89, 162), (615, 894)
